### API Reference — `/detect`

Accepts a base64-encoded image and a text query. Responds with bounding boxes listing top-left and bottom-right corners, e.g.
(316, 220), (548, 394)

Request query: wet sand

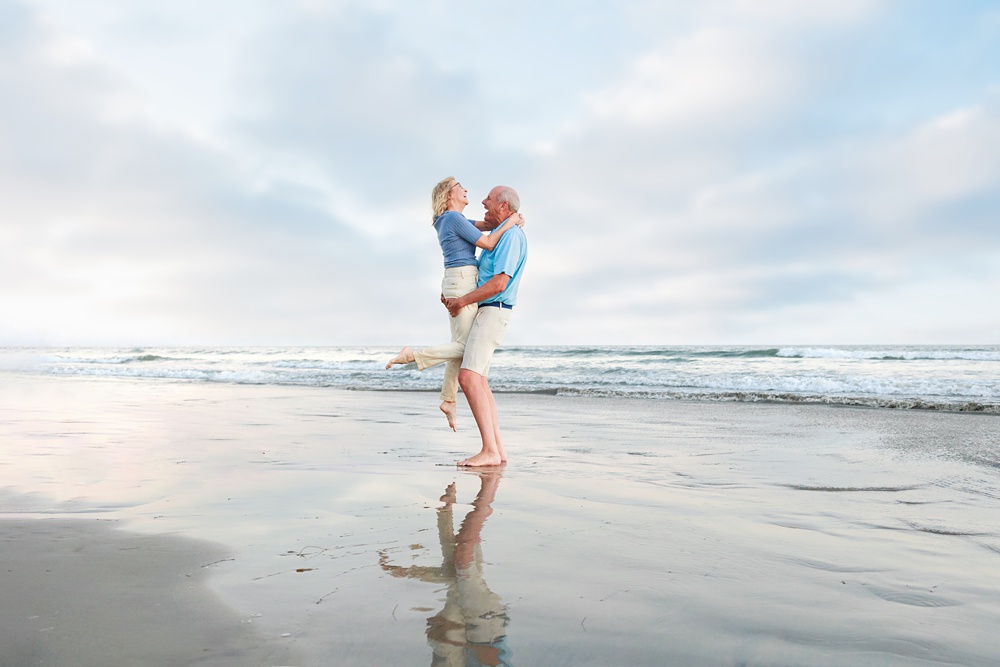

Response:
(0, 519), (303, 667)
(1, 375), (999, 666)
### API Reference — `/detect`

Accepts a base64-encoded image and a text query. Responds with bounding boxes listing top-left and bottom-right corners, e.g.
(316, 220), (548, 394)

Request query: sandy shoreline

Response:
(0, 519), (303, 667)
(1, 374), (999, 666)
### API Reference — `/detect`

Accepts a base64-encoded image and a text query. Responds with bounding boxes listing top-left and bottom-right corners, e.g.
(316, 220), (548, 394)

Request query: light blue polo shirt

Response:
(477, 223), (527, 306)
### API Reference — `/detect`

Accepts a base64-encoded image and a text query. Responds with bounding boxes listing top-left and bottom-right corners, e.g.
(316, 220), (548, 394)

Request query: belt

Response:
(480, 301), (513, 310)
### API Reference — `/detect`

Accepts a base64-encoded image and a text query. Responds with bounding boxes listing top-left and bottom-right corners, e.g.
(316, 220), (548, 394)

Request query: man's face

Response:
(482, 187), (507, 225)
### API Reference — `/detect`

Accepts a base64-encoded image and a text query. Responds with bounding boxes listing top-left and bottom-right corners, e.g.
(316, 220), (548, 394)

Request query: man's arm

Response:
(442, 274), (510, 317)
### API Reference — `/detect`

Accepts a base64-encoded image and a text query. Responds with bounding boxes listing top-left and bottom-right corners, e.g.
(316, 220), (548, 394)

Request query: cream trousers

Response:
(412, 266), (478, 402)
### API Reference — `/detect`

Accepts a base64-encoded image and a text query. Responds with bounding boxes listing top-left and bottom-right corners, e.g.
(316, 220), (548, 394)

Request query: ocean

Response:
(3, 344), (998, 413)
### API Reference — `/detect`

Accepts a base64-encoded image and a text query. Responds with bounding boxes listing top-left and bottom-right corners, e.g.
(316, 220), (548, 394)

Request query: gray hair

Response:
(496, 186), (520, 213)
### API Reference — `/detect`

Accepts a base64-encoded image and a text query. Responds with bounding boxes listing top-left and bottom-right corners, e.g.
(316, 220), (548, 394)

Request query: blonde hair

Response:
(431, 176), (457, 221)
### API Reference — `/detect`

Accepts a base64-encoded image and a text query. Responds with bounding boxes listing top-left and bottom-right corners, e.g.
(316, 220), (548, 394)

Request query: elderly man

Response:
(443, 186), (528, 467)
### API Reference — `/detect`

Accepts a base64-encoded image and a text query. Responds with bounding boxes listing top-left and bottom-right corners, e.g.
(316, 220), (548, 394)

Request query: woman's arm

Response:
(474, 212), (524, 251)
(473, 212), (525, 232)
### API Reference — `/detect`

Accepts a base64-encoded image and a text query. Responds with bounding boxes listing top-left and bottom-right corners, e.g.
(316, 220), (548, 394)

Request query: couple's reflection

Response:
(380, 471), (511, 667)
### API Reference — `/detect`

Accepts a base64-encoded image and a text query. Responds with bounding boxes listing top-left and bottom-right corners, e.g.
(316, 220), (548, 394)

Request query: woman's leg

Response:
(425, 267), (478, 430)
(387, 266), (478, 429)
(411, 266), (477, 372)
(385, 267), (476, 371)
(412, 269), (476, 357)
(385, 346), (414, 368)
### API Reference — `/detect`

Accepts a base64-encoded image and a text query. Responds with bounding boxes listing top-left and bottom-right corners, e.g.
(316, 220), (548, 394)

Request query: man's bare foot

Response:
(458, 451), (503, 467)
(385, 346), (415, 369)
(440, 401), (458, 431)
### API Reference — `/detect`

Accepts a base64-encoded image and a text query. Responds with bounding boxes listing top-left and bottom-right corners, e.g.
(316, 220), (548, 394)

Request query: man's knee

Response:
(458, 368), (480, 391)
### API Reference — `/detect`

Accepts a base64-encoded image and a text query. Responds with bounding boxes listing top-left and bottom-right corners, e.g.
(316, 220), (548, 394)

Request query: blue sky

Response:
(2, 0), (998, 346)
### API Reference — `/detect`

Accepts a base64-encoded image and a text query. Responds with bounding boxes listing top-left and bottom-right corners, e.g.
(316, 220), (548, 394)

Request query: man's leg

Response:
(457, 369), (502, 467)
(486, 382), (507, 462)
(456, 306), (510, 466)
(476, 377), (506, 463)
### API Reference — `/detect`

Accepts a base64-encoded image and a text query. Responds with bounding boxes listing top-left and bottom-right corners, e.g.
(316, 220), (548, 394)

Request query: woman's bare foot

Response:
(440, 401), (458, 431)
(385, 346), (415, 369)
(457, 451), (503, 467)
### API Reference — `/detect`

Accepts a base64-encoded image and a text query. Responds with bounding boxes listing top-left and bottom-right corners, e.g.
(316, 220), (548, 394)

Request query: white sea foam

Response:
(4, 345), (999, 412)
(776, 347), (1000, 362)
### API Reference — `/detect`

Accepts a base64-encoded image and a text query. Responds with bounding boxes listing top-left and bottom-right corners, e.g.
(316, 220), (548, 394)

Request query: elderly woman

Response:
(386, 177), (523, 430)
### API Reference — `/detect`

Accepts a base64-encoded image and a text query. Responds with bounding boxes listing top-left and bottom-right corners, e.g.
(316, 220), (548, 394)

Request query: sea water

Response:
(3, 345), (998, 412)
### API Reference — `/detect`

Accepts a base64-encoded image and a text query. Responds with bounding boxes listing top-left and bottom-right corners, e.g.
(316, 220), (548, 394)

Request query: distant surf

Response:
(3, 345), (998, 413)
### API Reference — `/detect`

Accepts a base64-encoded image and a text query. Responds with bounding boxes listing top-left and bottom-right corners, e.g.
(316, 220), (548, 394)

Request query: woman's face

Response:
(448, 182), (469, 208)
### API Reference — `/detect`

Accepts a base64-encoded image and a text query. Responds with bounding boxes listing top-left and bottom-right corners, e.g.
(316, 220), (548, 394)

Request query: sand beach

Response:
(2, 374), (999, 666)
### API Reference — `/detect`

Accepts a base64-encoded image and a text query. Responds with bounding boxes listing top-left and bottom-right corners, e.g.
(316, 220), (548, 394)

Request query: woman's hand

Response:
(511, 212), (525, 227)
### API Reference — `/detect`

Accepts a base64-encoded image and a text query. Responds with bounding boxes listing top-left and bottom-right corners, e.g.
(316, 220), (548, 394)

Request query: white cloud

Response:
(3, 0), (998, 345)
(716, 0), (881, 26)
(587, 27), (797, 129)
(890, 105), (1000, 203)
(518, 1), (1000, 343)
(1, 3), (428, 345)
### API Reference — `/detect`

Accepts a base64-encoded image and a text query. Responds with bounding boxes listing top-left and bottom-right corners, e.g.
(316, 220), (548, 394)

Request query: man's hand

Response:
(443, 297), (464, 317)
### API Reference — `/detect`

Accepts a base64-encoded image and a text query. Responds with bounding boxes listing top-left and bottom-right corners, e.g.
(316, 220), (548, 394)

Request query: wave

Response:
(46, 352), (176, 365)
(515, 345), (1000, 362)
(690, 348), (781, 358)
(337, 384), (1000, 412)
(271, 359), (376, 370)
(776, 347), (1000, 362)
(514, 346), (783, 359)
(12, 366), (1000, 413)
(508, 347), (694, 359)
(779, 484), (923, 492)
(548, 388), (1000, 413)
(6, 345), (999, 414)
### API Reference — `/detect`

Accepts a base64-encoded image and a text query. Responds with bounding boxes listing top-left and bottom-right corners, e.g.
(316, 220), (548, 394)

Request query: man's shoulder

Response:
(499, 225), (527, 243)
(505, 225), (527, 249)
(493, 226), (526, 261)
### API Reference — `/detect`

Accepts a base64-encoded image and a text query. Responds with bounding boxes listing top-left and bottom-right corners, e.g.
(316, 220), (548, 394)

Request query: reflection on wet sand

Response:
(380, 471), (511, 666)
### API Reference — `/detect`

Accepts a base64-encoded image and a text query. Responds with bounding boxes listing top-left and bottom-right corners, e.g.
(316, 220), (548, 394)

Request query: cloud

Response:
(514, 3), (1000, 343)
(230, 8), (481, 198)
(586, 27), (798, 130)
(0, 1), (431, 345)
(2, 0), (998, 346)
(524, 94), (1000, 342)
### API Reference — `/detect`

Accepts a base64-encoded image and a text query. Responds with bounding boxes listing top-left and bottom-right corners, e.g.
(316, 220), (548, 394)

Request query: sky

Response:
(2, 0), (999, 347)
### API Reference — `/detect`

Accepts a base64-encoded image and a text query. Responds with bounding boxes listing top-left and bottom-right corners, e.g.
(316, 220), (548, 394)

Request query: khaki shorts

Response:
(460, 306), (511, 377)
